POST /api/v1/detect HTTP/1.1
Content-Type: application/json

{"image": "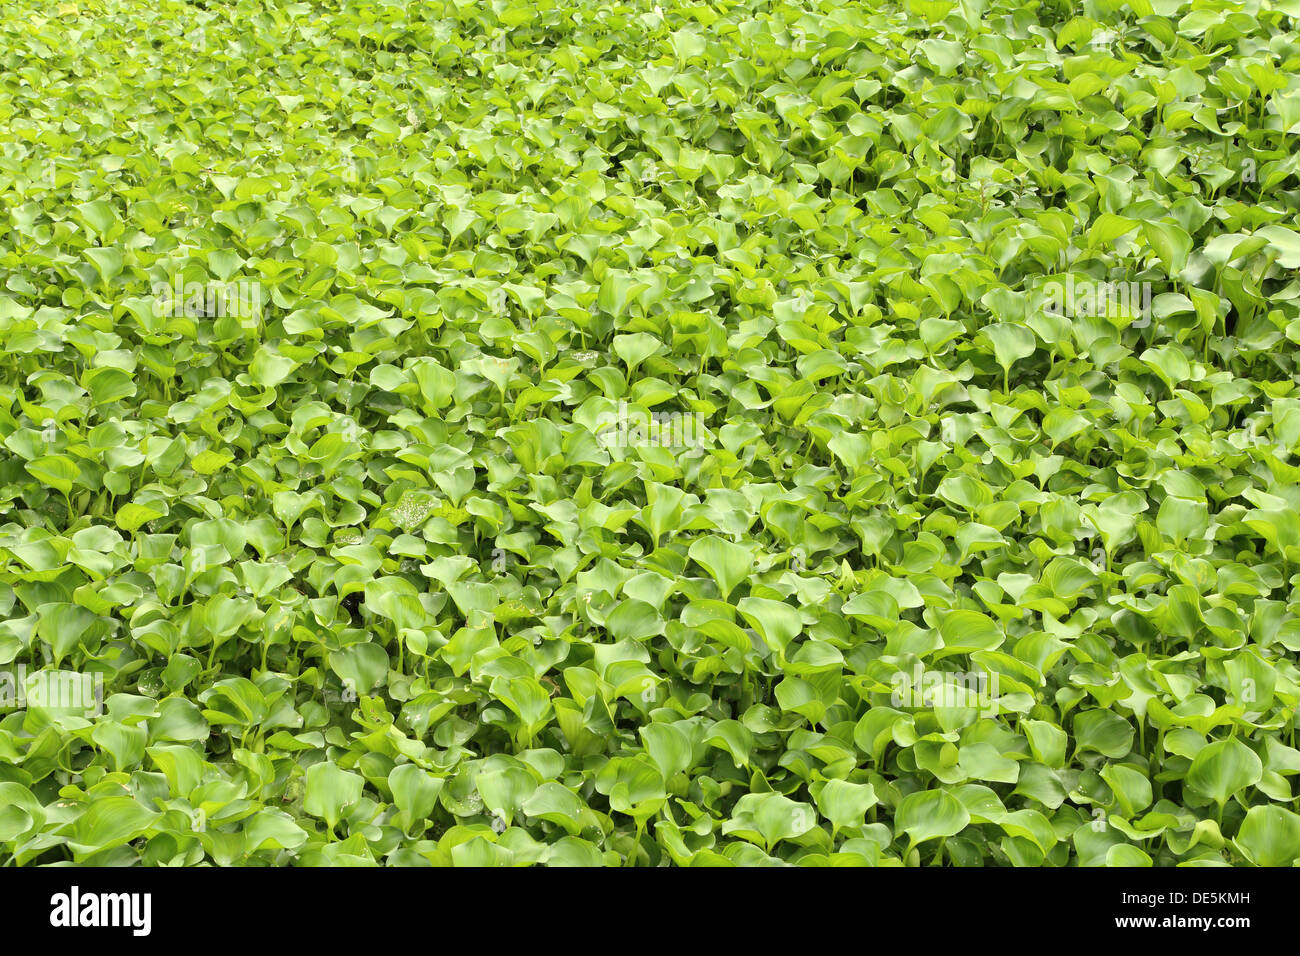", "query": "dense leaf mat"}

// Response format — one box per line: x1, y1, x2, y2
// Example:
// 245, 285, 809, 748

2, 0, 1300, 866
